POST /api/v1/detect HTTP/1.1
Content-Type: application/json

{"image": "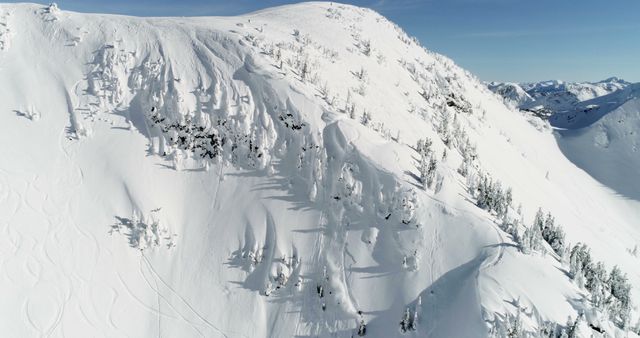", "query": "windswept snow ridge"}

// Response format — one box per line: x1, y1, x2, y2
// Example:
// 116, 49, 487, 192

0, 2, 639, 338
